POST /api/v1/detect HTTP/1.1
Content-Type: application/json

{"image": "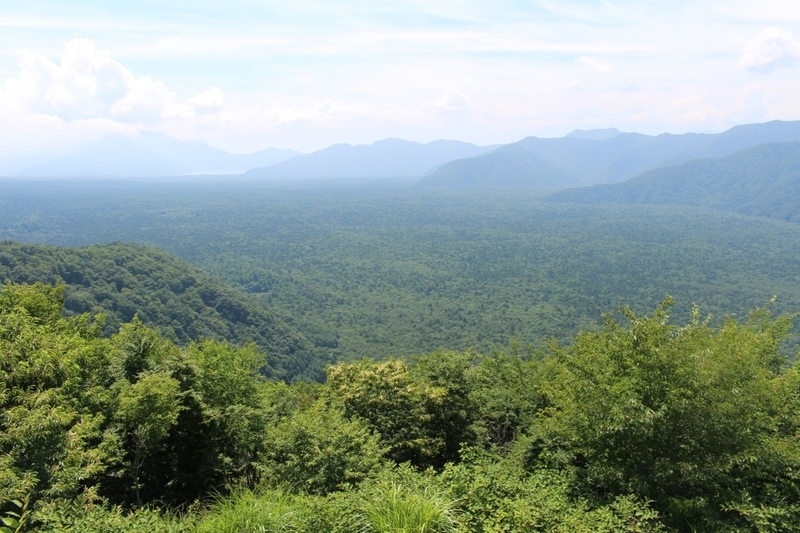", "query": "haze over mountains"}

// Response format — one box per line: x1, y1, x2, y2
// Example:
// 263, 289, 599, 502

4, 120, 800, 186
420, 120, 800, 188
546, 141, 800, 224
9, 132, 301, 178
244, 138, 498, 179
